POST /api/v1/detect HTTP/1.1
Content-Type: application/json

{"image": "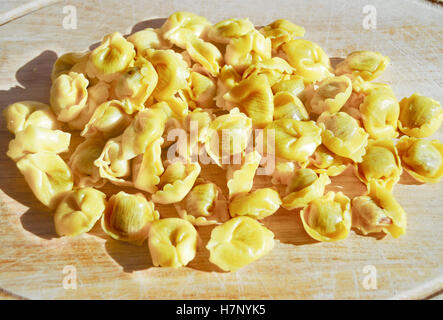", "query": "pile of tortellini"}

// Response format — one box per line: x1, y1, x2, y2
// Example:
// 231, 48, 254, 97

3, 12, 443, 272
